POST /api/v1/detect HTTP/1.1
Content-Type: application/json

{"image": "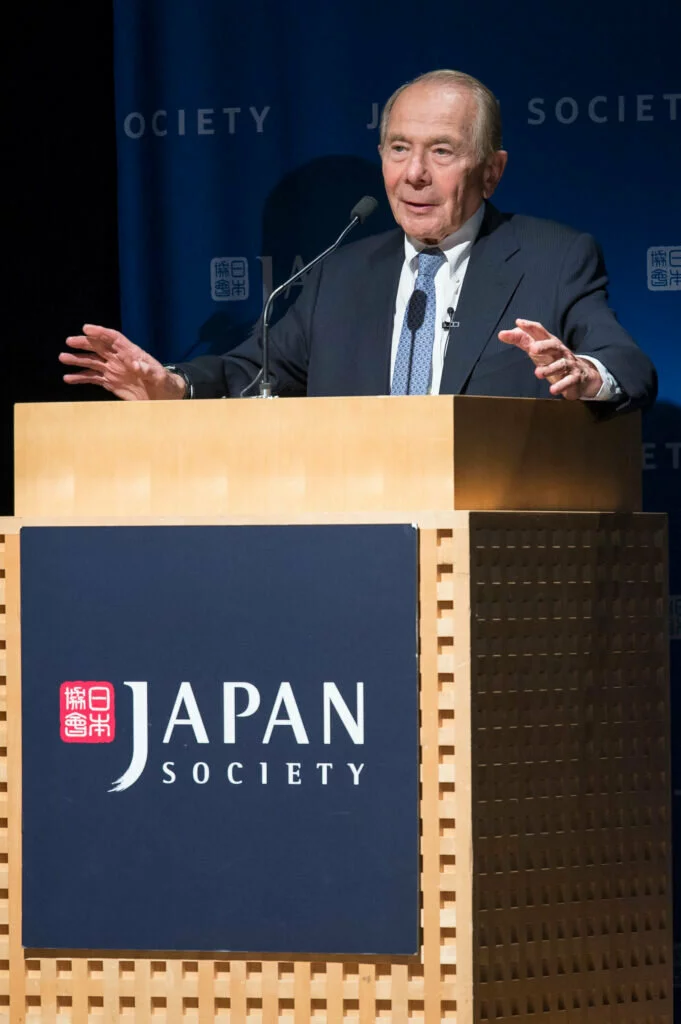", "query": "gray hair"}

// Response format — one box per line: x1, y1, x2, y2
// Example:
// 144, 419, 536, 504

379, 69, 503, 162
